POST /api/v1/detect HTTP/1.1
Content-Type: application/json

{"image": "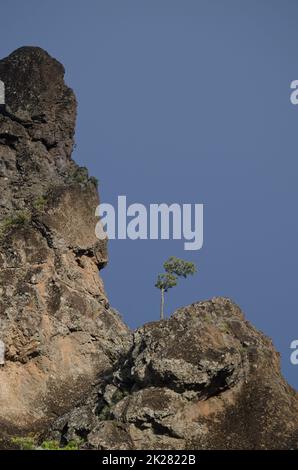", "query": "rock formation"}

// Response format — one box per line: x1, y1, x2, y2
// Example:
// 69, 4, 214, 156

48, 298, 298, 450
0, 47, 130, 438
0, 47, 297, 450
